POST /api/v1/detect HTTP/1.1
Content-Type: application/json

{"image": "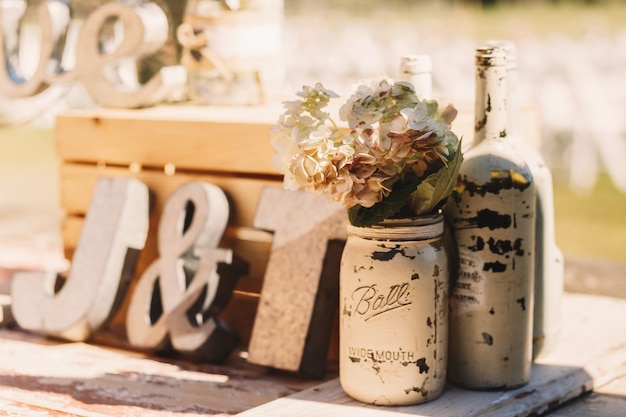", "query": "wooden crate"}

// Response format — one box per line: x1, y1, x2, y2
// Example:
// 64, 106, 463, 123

55, 104, 286, 347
